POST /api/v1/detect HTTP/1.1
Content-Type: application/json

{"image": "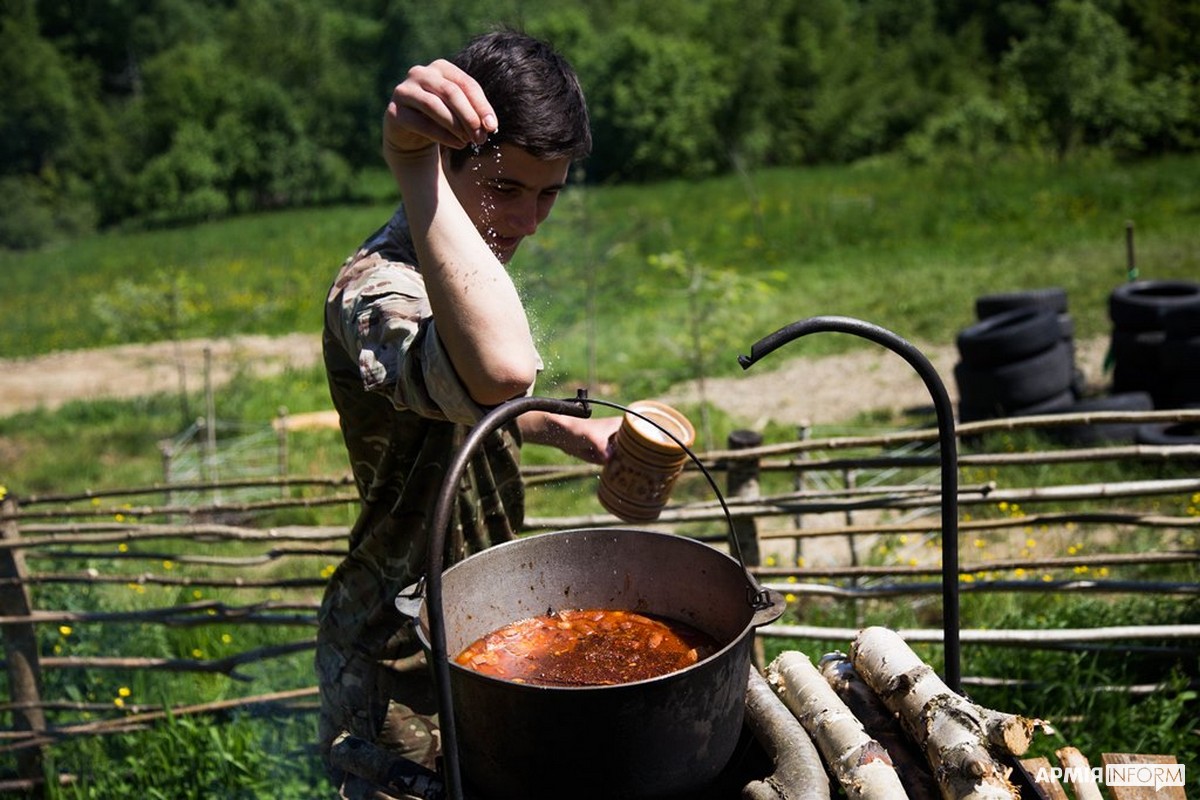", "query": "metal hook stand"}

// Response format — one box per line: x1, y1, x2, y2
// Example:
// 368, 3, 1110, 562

425, 394, 592, 800
738, 315, 962, 694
